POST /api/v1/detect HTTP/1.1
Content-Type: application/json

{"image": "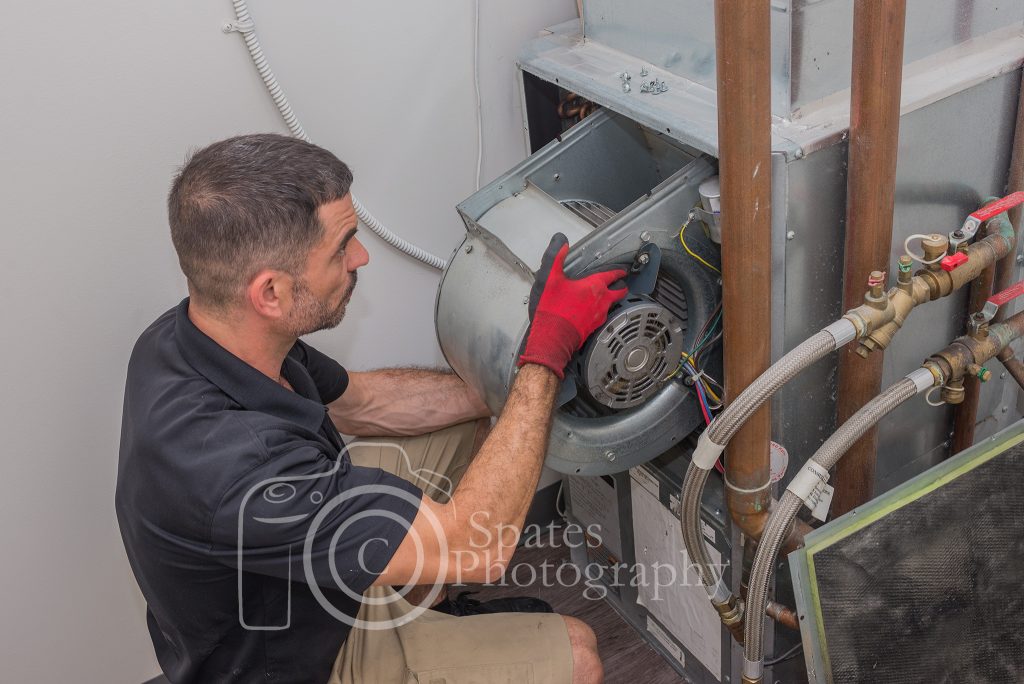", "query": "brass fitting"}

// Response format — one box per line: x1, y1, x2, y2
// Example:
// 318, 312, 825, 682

941, 378, 966, 405
920, 233, 949, 268
925, 317, 1024, 389
715, 596, 746, 645
897, 255, 914, 288
967, 363, 992, 382
969, 312, 990, 340
856, 285, 917, 357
